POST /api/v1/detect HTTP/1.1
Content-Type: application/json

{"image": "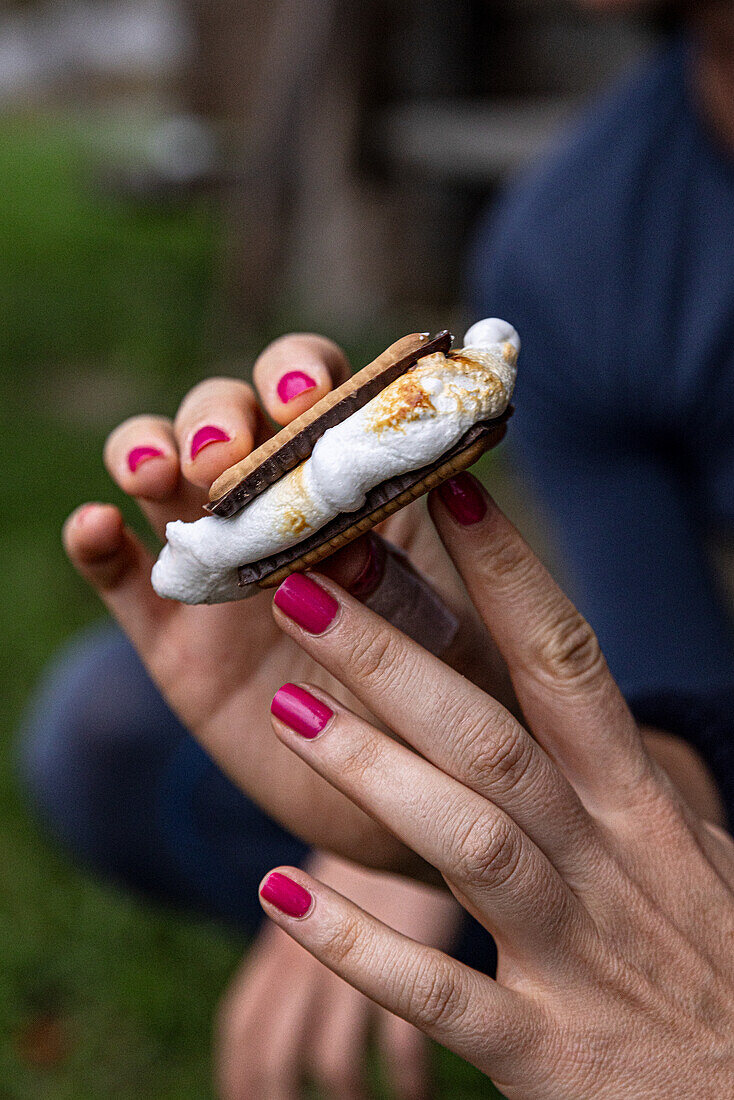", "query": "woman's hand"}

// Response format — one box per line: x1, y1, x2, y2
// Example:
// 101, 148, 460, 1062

216, 852, 459, 1100
63, 336, 508, 871
257, 475, 734, 1099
